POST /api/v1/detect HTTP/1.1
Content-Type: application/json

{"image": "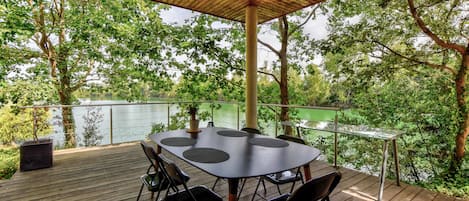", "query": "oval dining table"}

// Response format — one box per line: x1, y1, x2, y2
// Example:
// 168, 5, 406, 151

150, 127, 321, 201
